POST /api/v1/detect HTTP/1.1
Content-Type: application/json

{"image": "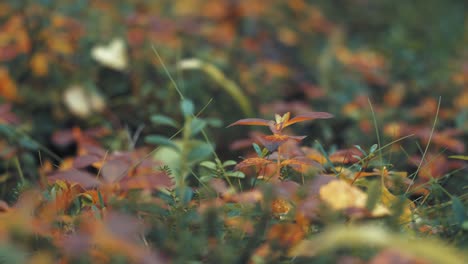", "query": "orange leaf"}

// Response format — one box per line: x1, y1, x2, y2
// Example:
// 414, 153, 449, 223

267, 223, 304, 247
0, 67, 19, 101
227, 118, 271, 127
284, 112, 333, 128
30, 52, 49, 77
225, 216, 254, 234
258, 134, 306, 152
119, 172, 173, 190
272, 198, 292, 215
229, 189, 263, 203
235, 157, 272, 170
281, 157, 323, 173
